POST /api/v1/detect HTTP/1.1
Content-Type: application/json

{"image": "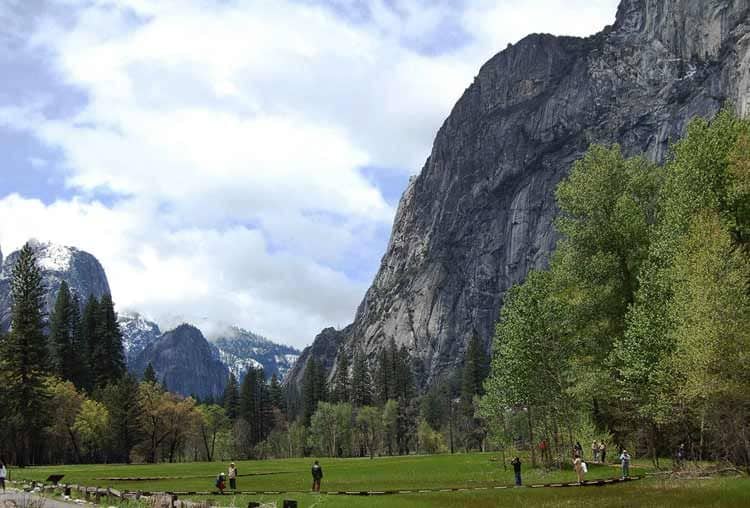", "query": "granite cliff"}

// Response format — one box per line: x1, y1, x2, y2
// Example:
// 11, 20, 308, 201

131, 324, 229, 399
0, 240, 111, 332
286, 0, 750, 389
